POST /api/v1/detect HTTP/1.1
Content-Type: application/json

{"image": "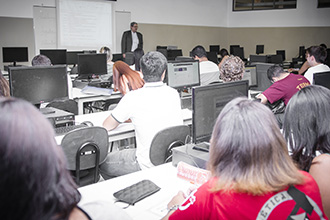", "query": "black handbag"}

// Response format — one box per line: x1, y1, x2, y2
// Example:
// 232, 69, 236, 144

266, 99, 286, 114
113, 180, 161, 206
